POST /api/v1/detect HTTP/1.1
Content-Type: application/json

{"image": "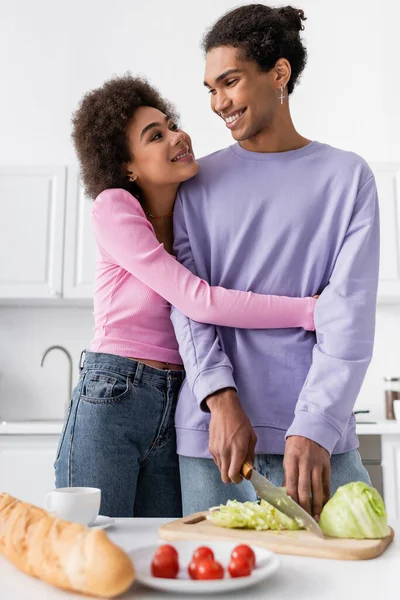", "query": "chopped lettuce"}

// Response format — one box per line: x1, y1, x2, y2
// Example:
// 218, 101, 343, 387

319, 481, 390, 539
207, 499, 302, 531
